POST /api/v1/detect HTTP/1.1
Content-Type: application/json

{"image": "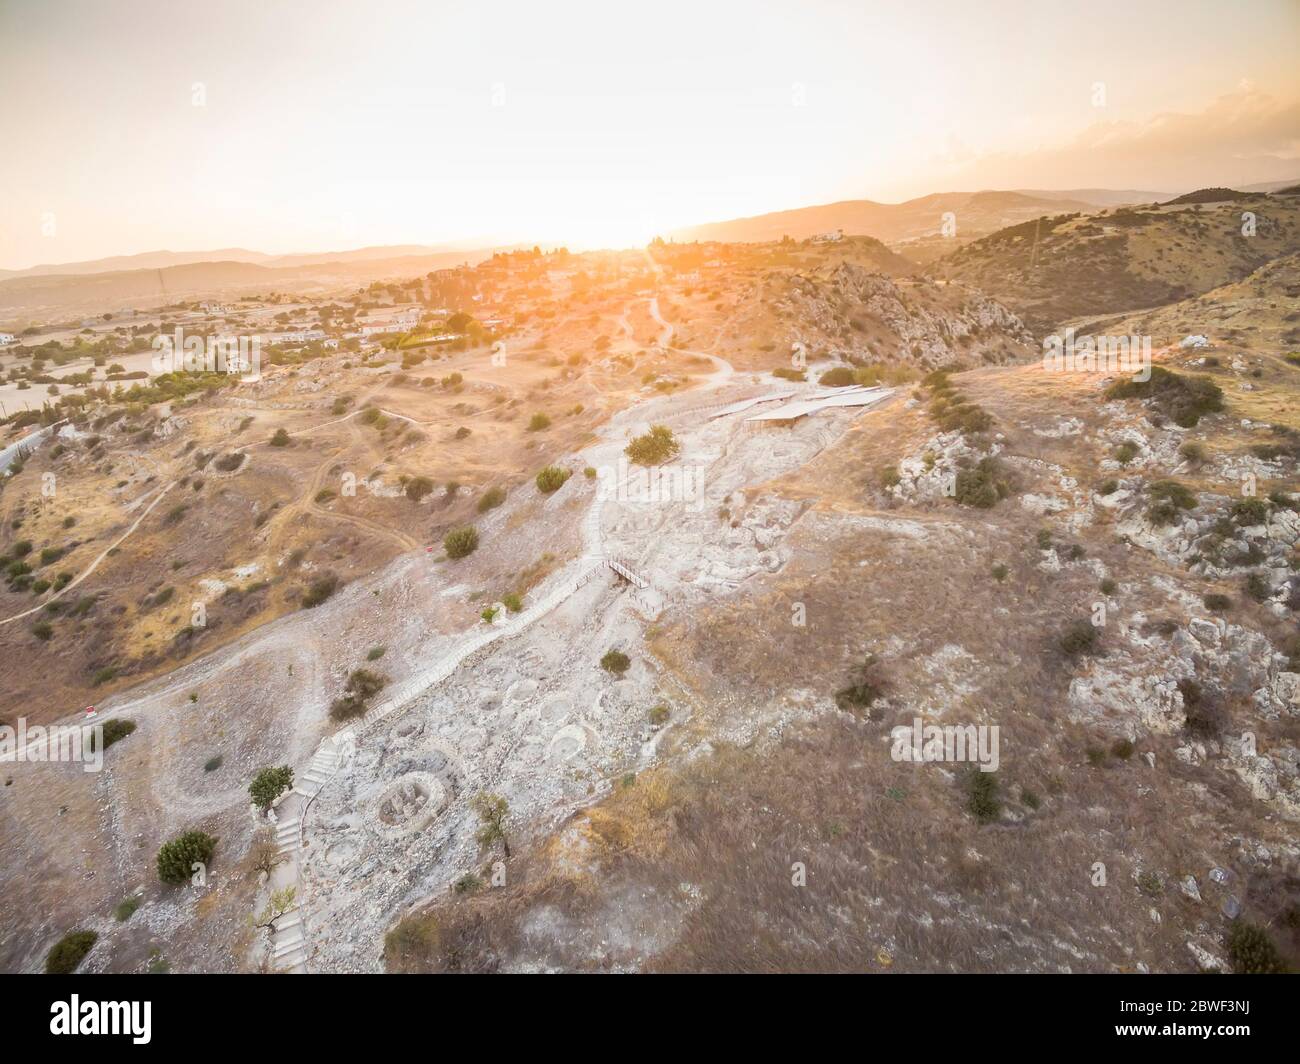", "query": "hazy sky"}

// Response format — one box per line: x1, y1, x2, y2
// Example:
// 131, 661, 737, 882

2, 0, 1297, 268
